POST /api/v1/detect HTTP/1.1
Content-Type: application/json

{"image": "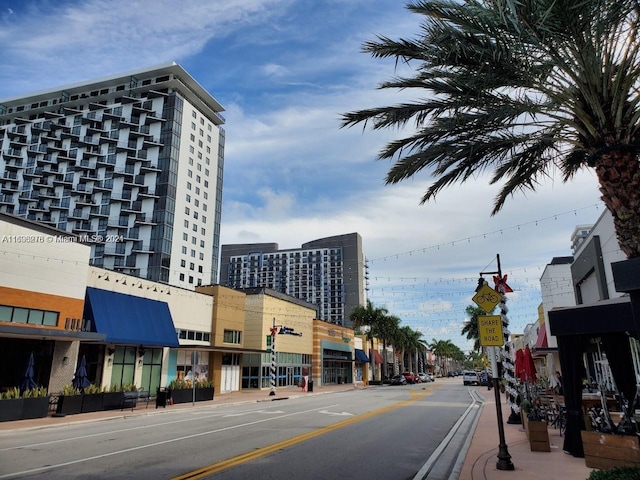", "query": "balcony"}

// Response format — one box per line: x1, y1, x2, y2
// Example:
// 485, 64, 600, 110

49, 198, 71, 210
68, 208, 89, 220
132, 241, 153, 253
142, 137, 163, 147
115, 141, 137, 153
0, 194, 14, 205
135, 213, 156, 226
31, 121, 51, 133
90, 204, 110, 217
3, 159, 23, 170
3, 148, 23, 159
103, 243, 127, 256
72, 221, 94, 233
52, 172, 75, 186
93, 178, 114, 191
